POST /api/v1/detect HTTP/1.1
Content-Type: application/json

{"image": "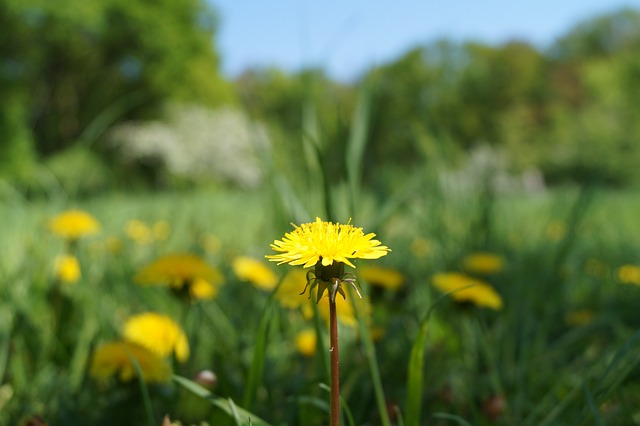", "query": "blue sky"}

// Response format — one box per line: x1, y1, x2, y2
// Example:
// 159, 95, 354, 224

210, 0, 640, 82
